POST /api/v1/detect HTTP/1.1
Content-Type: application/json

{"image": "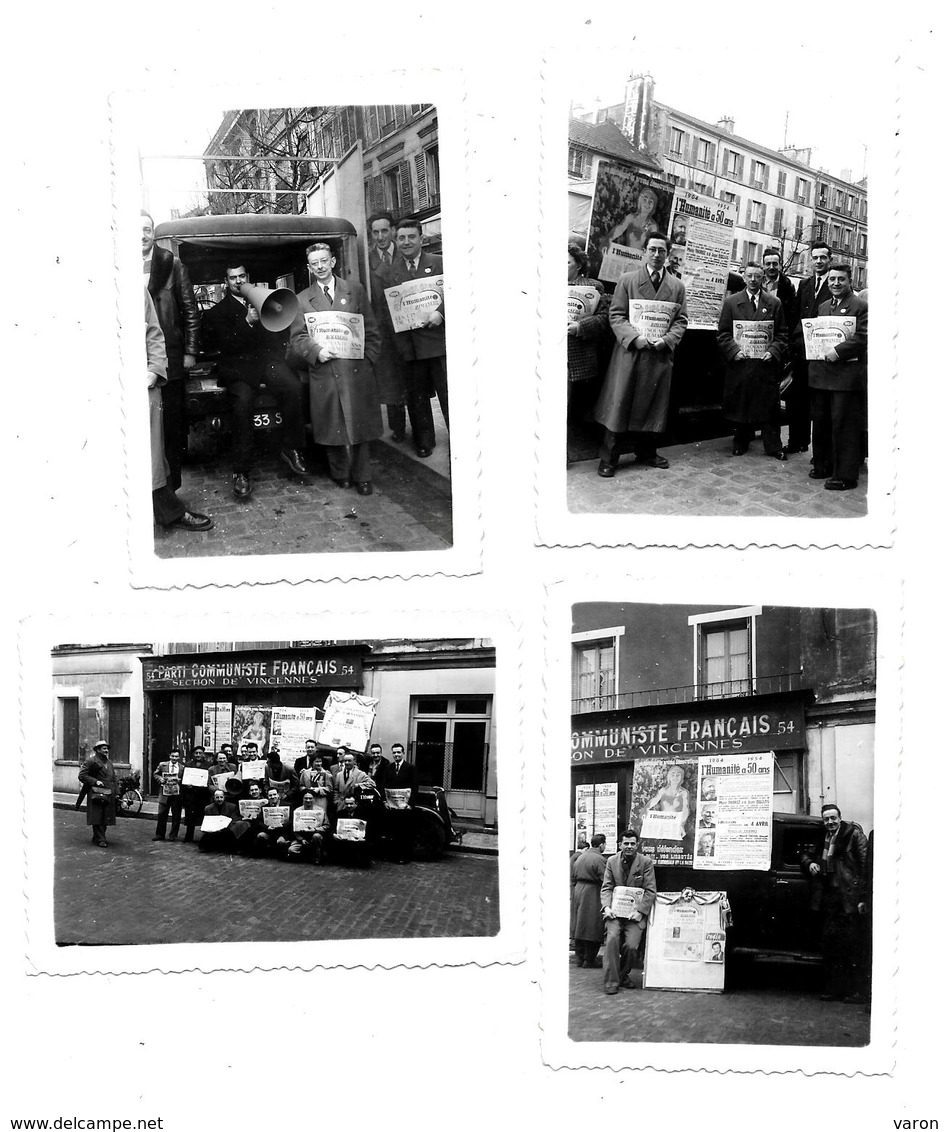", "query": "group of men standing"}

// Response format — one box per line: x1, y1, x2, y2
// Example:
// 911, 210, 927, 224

143, 210, 448, 525
593, 234, 868, 493
145, 738, 418, 865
